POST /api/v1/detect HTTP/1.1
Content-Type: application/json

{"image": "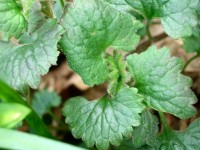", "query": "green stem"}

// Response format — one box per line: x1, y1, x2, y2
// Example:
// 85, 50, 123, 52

183, 54, 200, 72
146, 20, 152, 42
158, 112, 171, 132
48, 111, 66, 127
